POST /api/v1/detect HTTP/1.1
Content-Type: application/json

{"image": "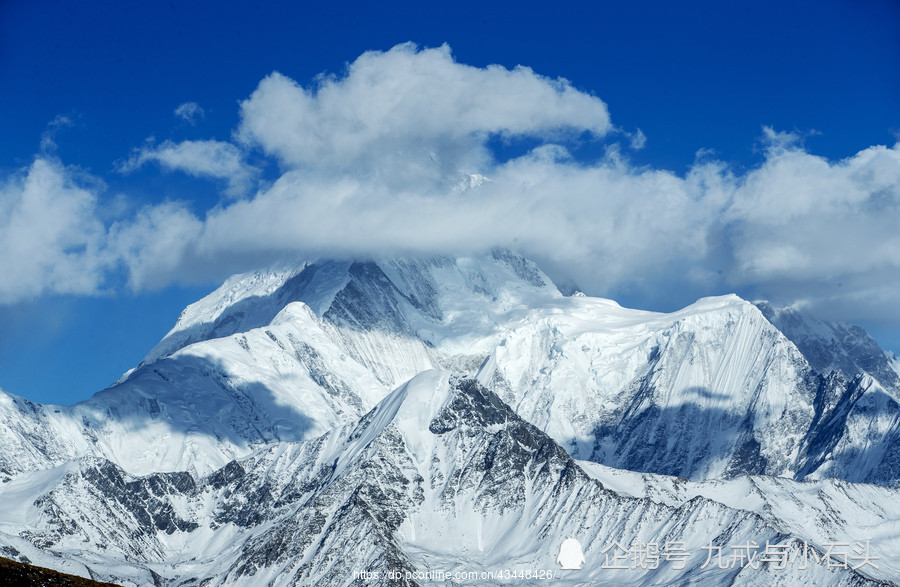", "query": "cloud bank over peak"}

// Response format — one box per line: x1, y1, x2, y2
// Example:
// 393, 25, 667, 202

724, 136, 900, 318
1, 43, 899, 329
236, 43, 611, 180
